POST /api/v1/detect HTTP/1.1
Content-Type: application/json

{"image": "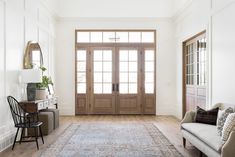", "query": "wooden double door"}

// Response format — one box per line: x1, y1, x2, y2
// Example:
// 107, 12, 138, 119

183, 31, 207, 115
76, 46, 155, 115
